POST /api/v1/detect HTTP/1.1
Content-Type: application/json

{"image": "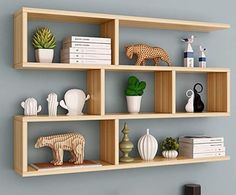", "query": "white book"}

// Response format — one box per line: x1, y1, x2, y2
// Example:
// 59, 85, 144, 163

61, 52, 111, 60
179, 145, 225, 153
179, 136, 224, 144
61, 48, 111, 55
180, 151, 225, 158
64, 36, 111, 44
63, 42, 111, 49
179, 142, 224, 148
61, 58, 111, 65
